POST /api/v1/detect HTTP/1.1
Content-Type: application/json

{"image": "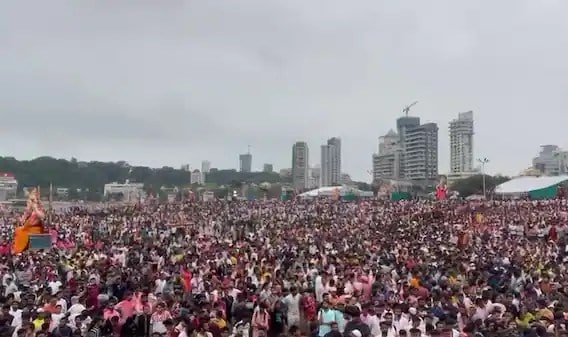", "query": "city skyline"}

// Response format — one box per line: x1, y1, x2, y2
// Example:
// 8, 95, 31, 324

1, 1, 567, 181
